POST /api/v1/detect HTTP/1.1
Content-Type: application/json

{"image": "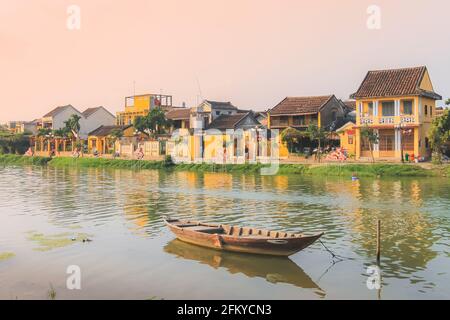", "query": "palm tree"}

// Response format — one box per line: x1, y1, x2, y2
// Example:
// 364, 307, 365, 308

64, 114, 81, 140
306, 124, 329, 162
361, 125, 379, 163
